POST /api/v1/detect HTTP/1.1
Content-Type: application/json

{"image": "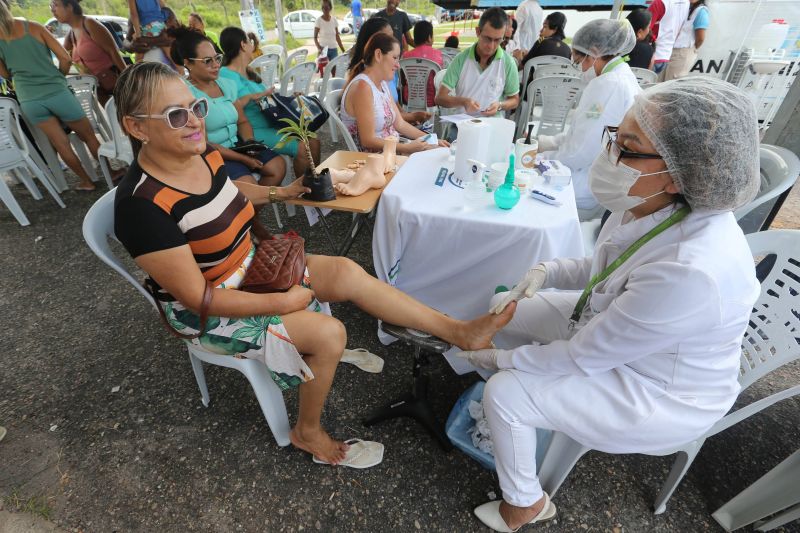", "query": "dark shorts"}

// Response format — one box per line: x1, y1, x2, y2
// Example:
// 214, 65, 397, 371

224, 148, 281, 180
